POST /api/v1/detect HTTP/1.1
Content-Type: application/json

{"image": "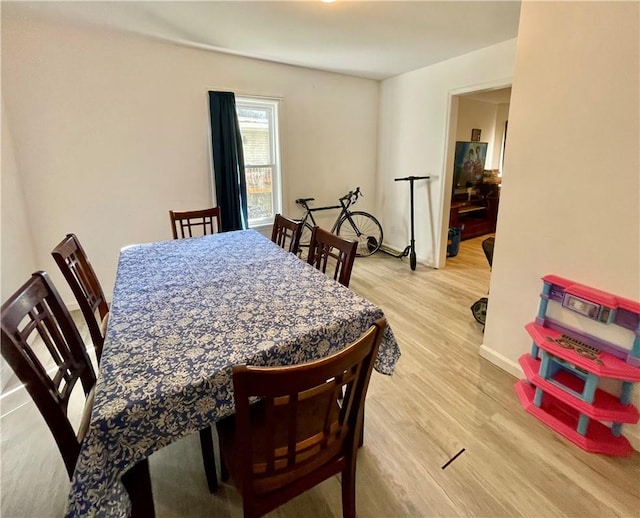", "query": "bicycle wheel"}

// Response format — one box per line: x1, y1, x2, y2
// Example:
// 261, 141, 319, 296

336, 211, 383, 257
297, 221, 314, 256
